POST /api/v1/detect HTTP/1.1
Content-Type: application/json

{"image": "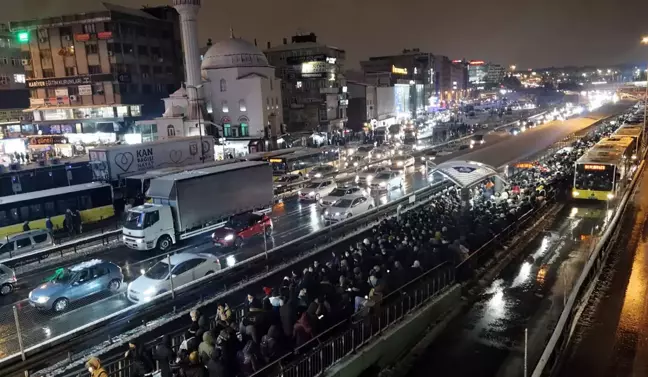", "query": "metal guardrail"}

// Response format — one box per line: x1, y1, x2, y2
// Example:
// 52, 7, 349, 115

0, 228, 123, 270
532, 159, 646, 377
2, 177, 452, 376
